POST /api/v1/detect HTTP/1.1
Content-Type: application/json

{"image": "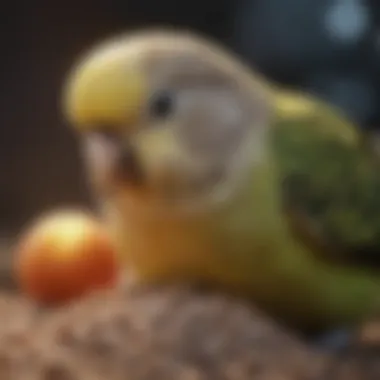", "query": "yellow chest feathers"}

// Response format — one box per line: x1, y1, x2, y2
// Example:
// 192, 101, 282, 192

105, 192, 284, 292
